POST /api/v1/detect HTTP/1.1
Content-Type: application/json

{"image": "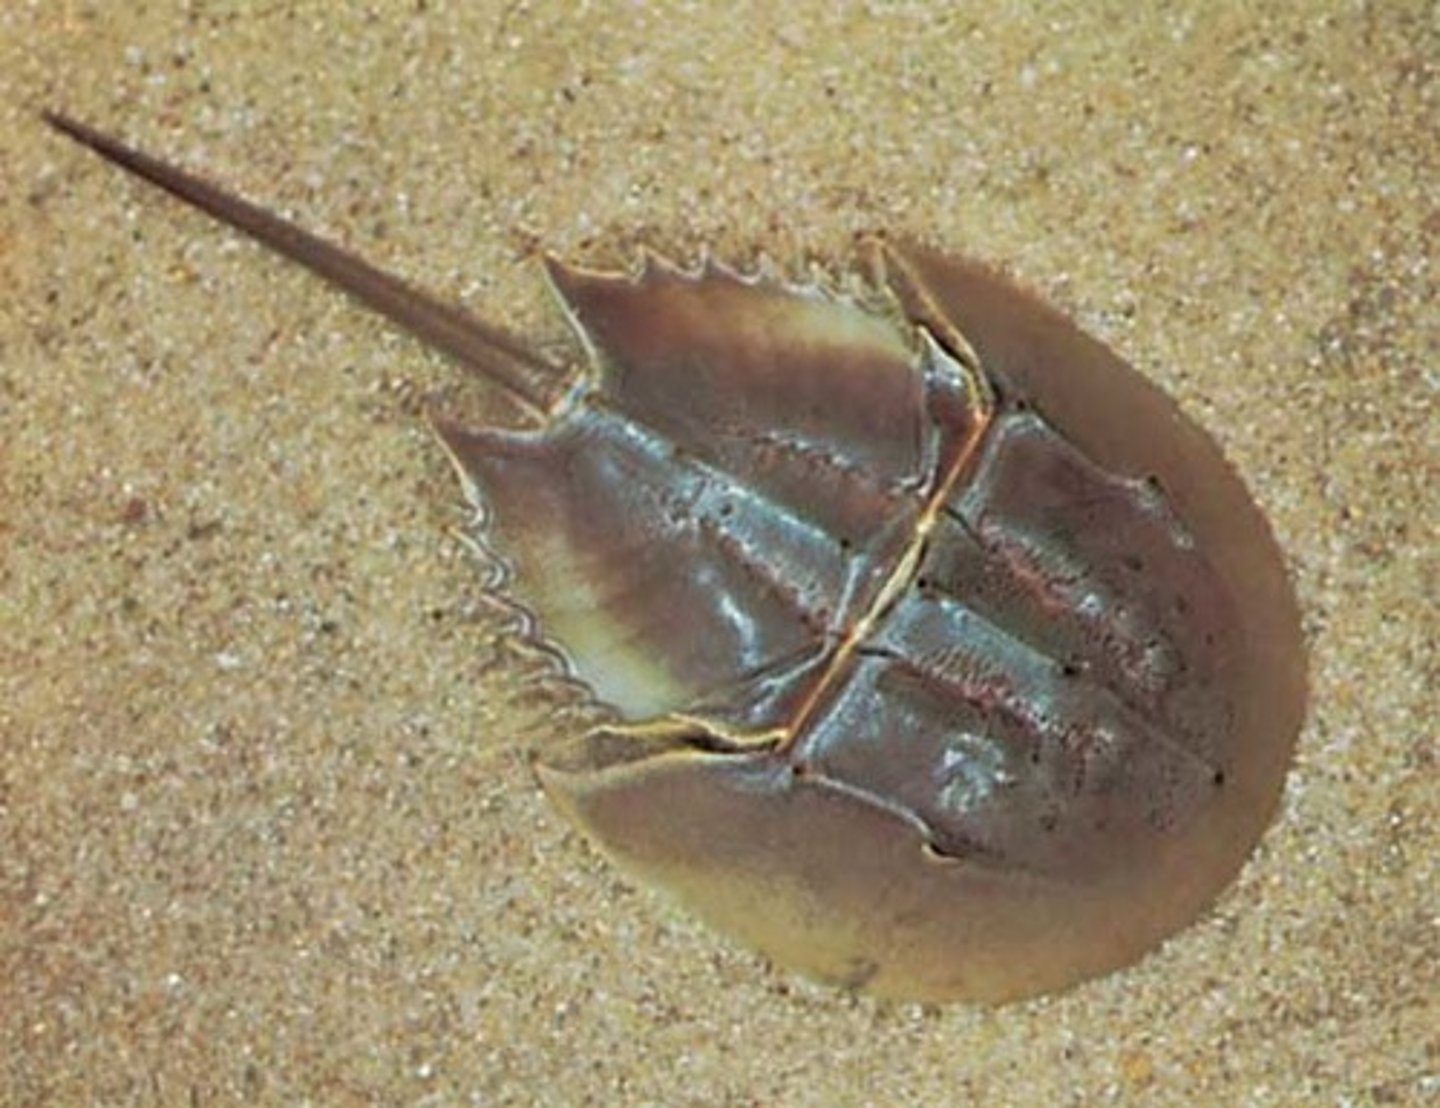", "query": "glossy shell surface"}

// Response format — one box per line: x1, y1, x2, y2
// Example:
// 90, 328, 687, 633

47, 114, 1307, 1004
